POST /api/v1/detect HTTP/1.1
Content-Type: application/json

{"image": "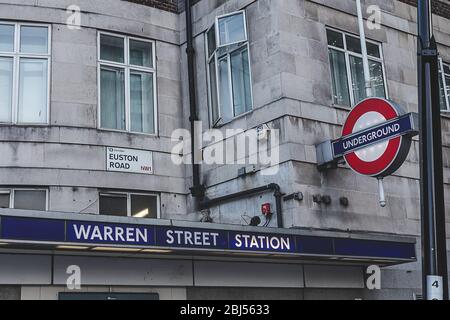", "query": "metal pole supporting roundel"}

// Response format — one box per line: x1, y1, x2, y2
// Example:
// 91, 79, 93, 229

417, 0, 449, 300
356, 0, 372, 98
356, 0, 387, 207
